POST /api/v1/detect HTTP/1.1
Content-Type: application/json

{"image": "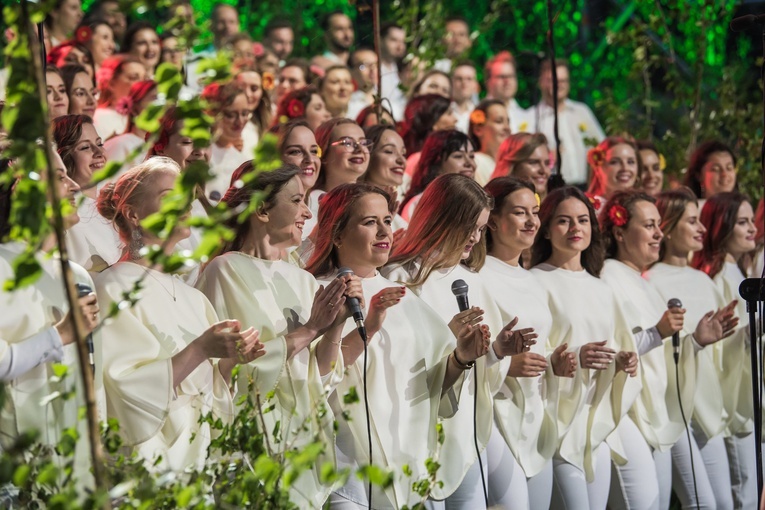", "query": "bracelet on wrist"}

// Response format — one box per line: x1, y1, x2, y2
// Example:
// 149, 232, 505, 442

452, 349, 475, 370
